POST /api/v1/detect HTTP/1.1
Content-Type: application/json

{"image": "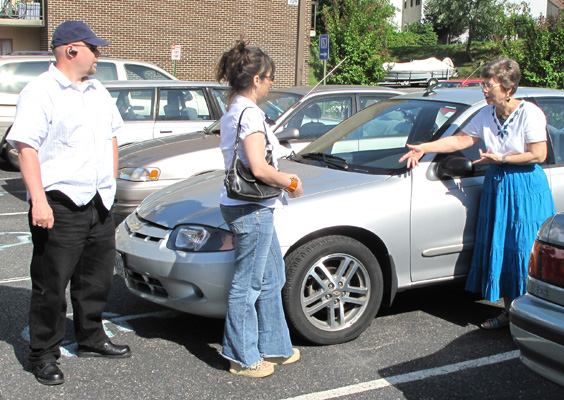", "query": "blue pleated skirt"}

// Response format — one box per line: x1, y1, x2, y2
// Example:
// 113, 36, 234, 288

465, 164, 555, 302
